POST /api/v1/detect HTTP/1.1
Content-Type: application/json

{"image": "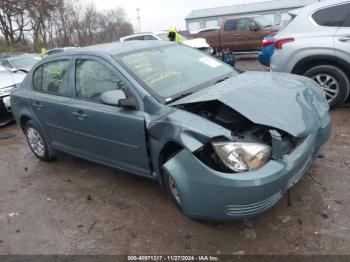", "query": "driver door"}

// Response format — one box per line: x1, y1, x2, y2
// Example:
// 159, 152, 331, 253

69, 57, 151, 176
